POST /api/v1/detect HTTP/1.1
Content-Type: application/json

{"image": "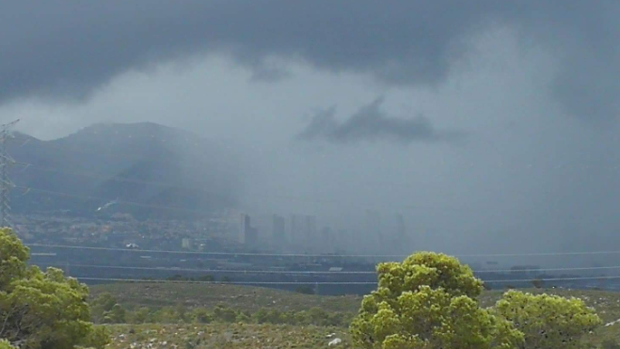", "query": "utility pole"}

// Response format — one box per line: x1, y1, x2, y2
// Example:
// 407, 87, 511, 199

0, 119, 19, 228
